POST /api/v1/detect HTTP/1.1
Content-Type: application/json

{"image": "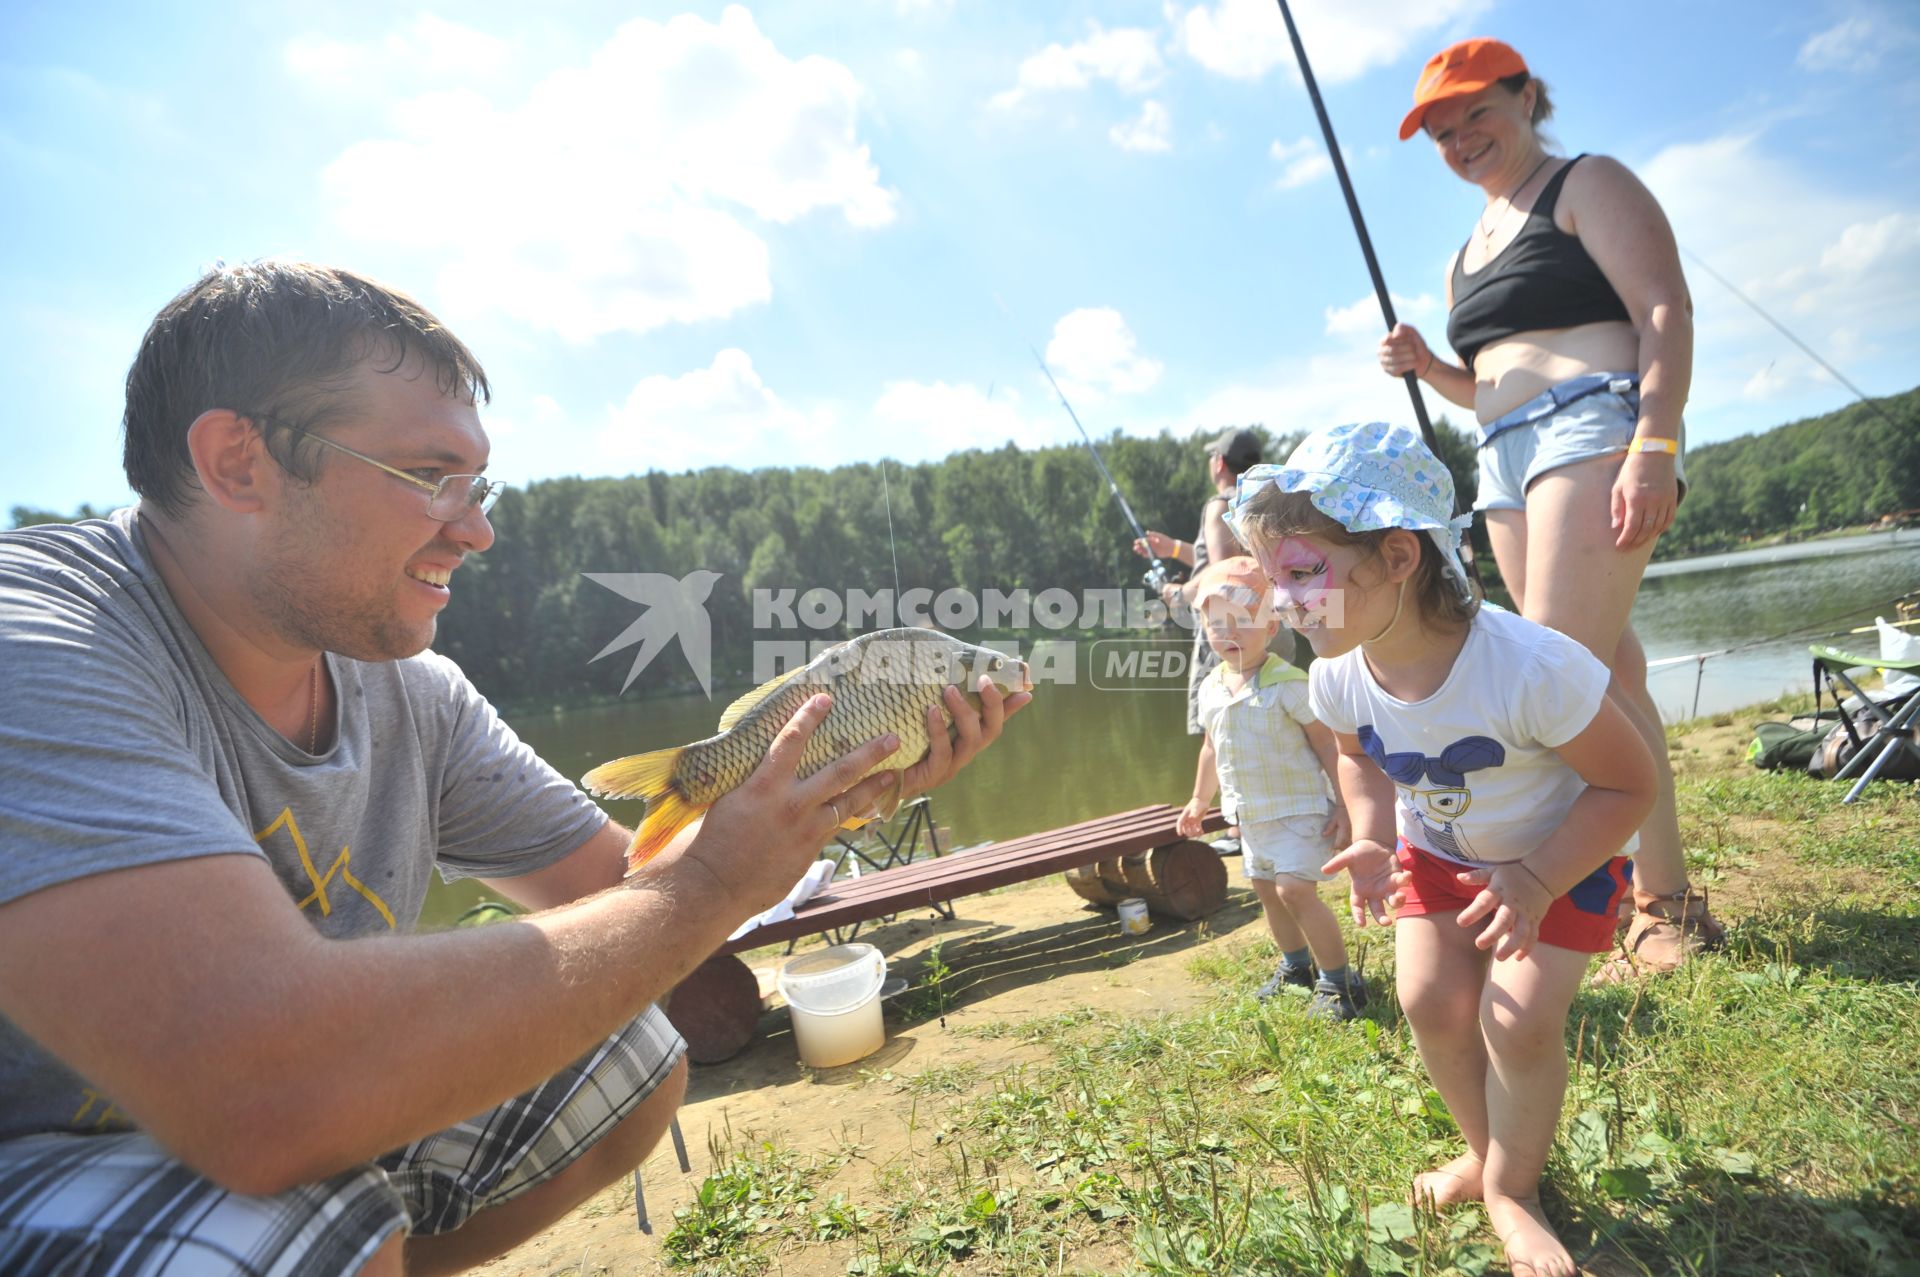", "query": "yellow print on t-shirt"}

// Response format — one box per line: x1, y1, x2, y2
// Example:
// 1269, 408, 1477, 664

255, 807, 397, 929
